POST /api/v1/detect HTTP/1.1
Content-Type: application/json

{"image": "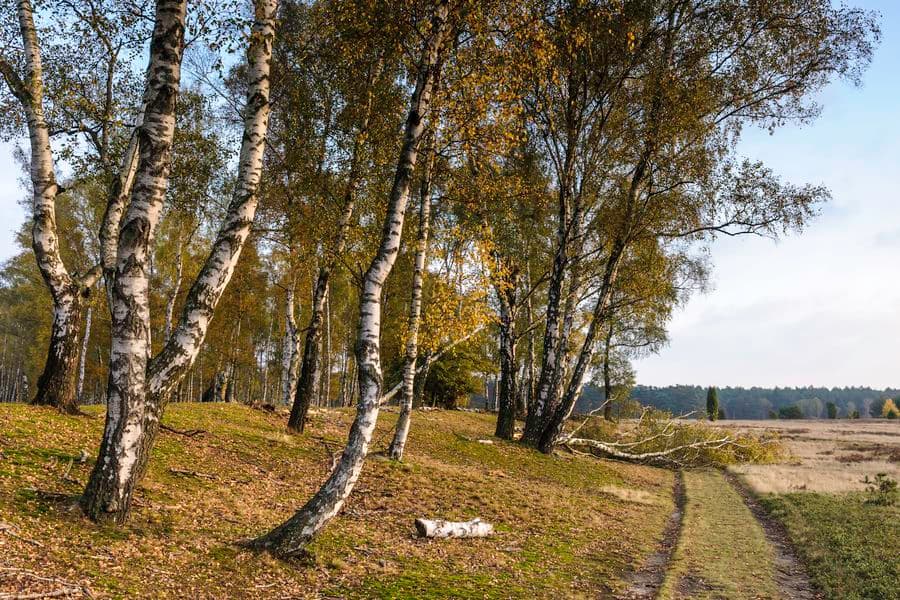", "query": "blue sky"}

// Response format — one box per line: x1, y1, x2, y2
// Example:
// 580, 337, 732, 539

635, 0, 900, 388
1, 1, 898, 388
